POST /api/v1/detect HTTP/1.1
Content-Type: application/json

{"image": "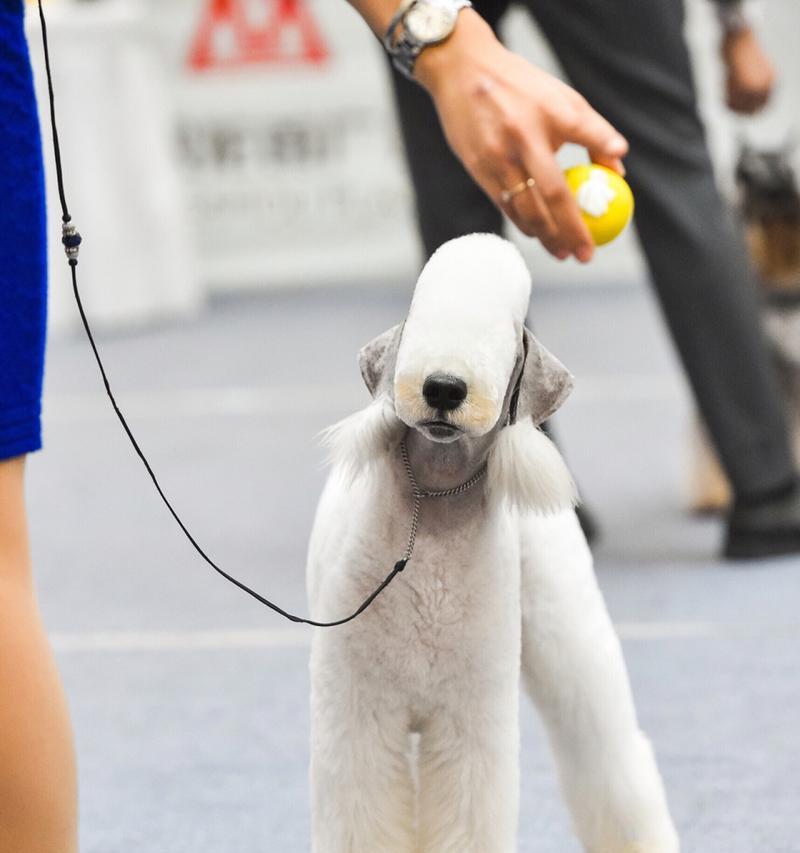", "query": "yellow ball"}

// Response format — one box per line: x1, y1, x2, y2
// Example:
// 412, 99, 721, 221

564, 164, 634, 246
